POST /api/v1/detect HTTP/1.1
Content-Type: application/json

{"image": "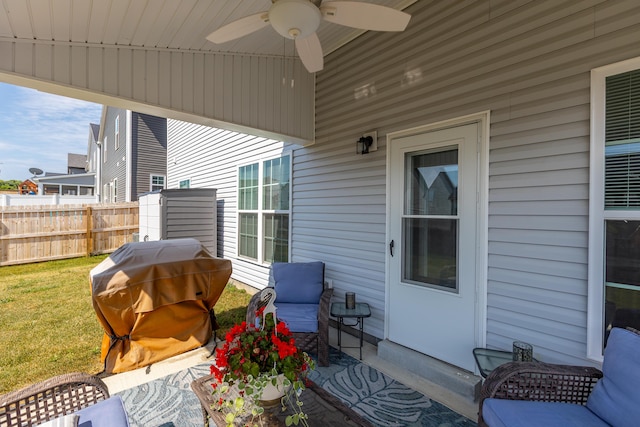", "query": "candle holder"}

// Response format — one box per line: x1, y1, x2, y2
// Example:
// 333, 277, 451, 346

512, 341, 533, 362
345, 292, 356, 309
